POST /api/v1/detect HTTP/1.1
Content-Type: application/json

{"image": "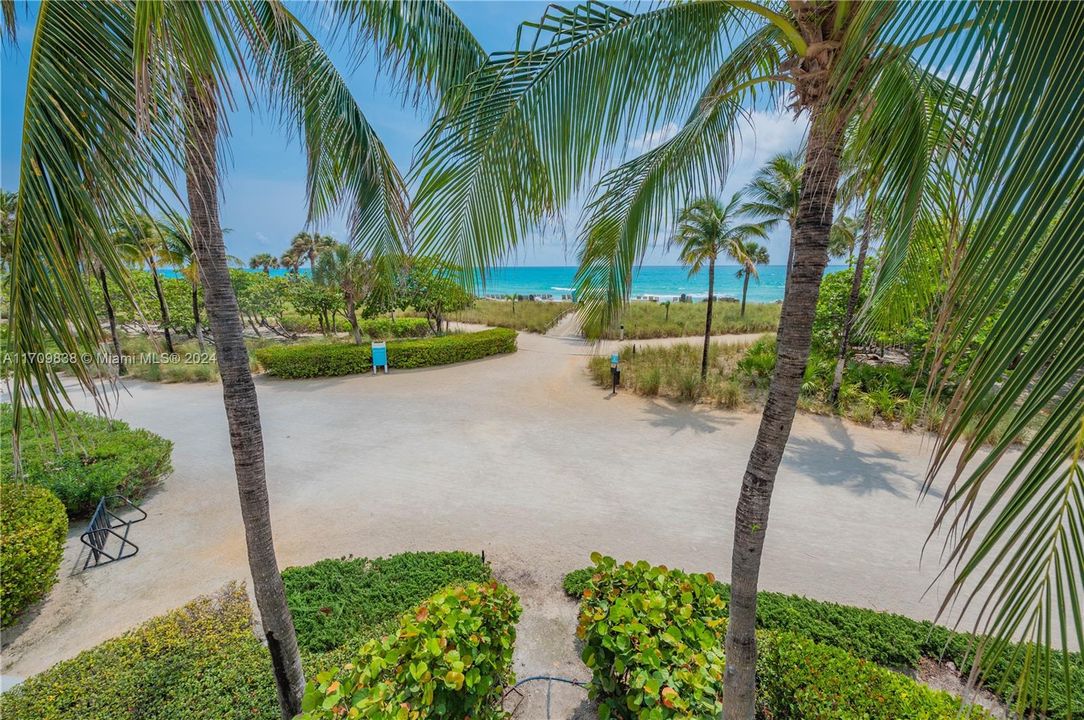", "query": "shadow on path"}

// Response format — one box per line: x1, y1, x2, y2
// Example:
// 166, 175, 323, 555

639, 400, 738, 436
